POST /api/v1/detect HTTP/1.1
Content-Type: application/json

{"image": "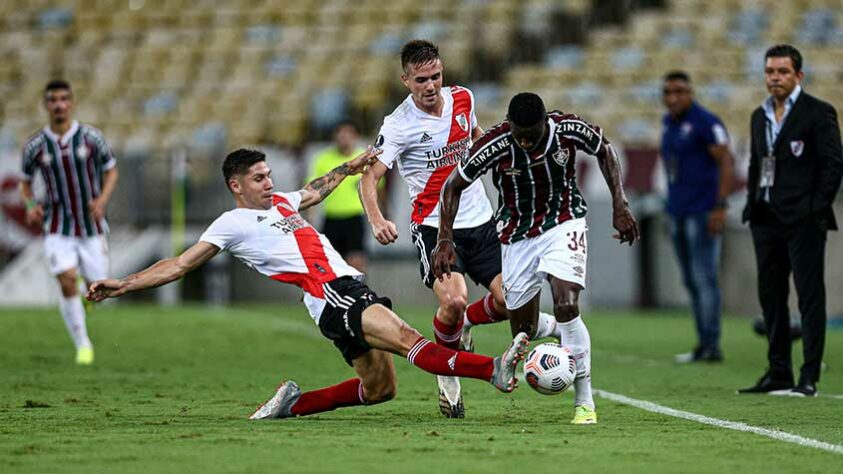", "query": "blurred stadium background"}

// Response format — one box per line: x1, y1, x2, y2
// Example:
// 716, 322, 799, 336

0, 0, 841, 316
